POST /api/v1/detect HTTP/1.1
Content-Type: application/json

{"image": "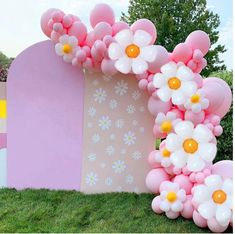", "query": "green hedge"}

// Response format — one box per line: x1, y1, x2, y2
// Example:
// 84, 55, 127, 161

209, 71, 233, 162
